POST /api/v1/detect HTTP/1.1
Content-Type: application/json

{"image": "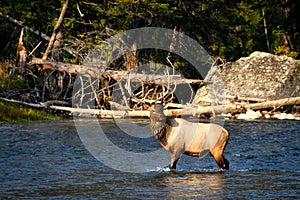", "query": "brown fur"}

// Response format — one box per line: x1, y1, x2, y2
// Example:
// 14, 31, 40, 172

150, 104, 177, 146
149, 104, 230, 170
151, 120, 172, 146
184, 151, 201, 157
